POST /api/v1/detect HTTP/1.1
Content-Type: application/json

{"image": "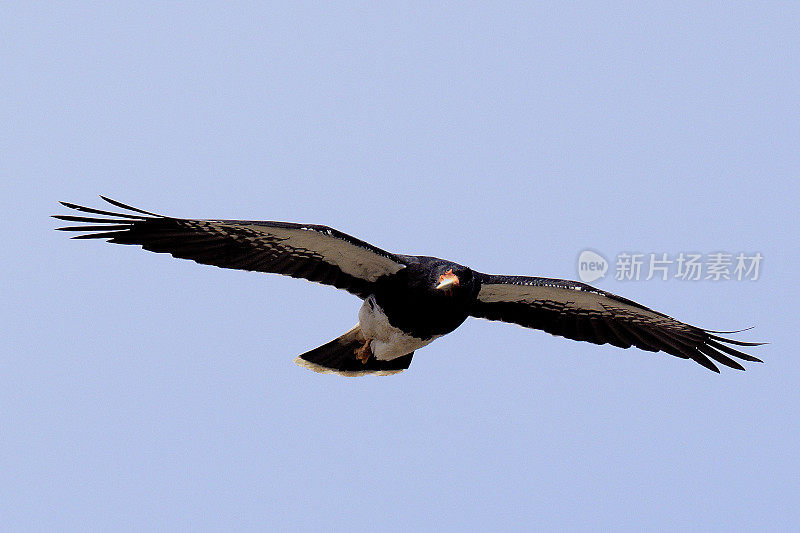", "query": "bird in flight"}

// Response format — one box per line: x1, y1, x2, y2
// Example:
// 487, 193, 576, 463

54, 197, 763, 376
